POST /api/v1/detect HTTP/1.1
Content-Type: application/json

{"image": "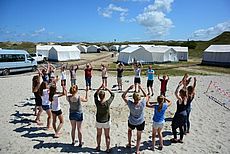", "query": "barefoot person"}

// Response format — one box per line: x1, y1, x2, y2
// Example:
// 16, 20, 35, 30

133, 62, 142, 92
184, 77, 196, 134
66, 85, 88, 146
146, 96, 172, 151
84, 63, 93, 90
39, 81, 52, 129
146, 65, 155, 96
49, 85, 64, 138
158, 74, 169, 96
116, 62, 124, 91
32, 74, 43, 125
171, 82, 187, 143
69, 64, 79, 86
94, 84, 114, 152
101, 64, 108, 88
60, 65, 67, 94
122, 85, 149, 154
